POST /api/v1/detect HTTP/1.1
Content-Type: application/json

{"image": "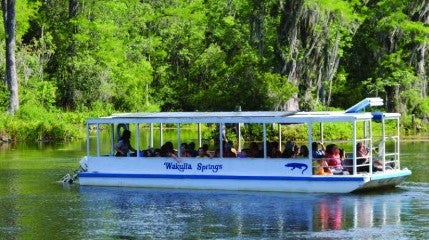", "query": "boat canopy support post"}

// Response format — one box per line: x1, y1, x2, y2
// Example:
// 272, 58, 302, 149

352, 121, 357, 175
198, 123, 202, 147
96, 123, 100, 157
149, 123, 154, 148
396, 117, 400, 169
307, 122, 313, 158
263, 123, 267, 158
136, 123, 140, 156
237, 123, 242, 153
159, 123, 163, 147
86, 123, 90, 156
177, 123, 181, 156
219, 123, 224, 158
110, 124, 114, 156
278, 123, 282, 152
